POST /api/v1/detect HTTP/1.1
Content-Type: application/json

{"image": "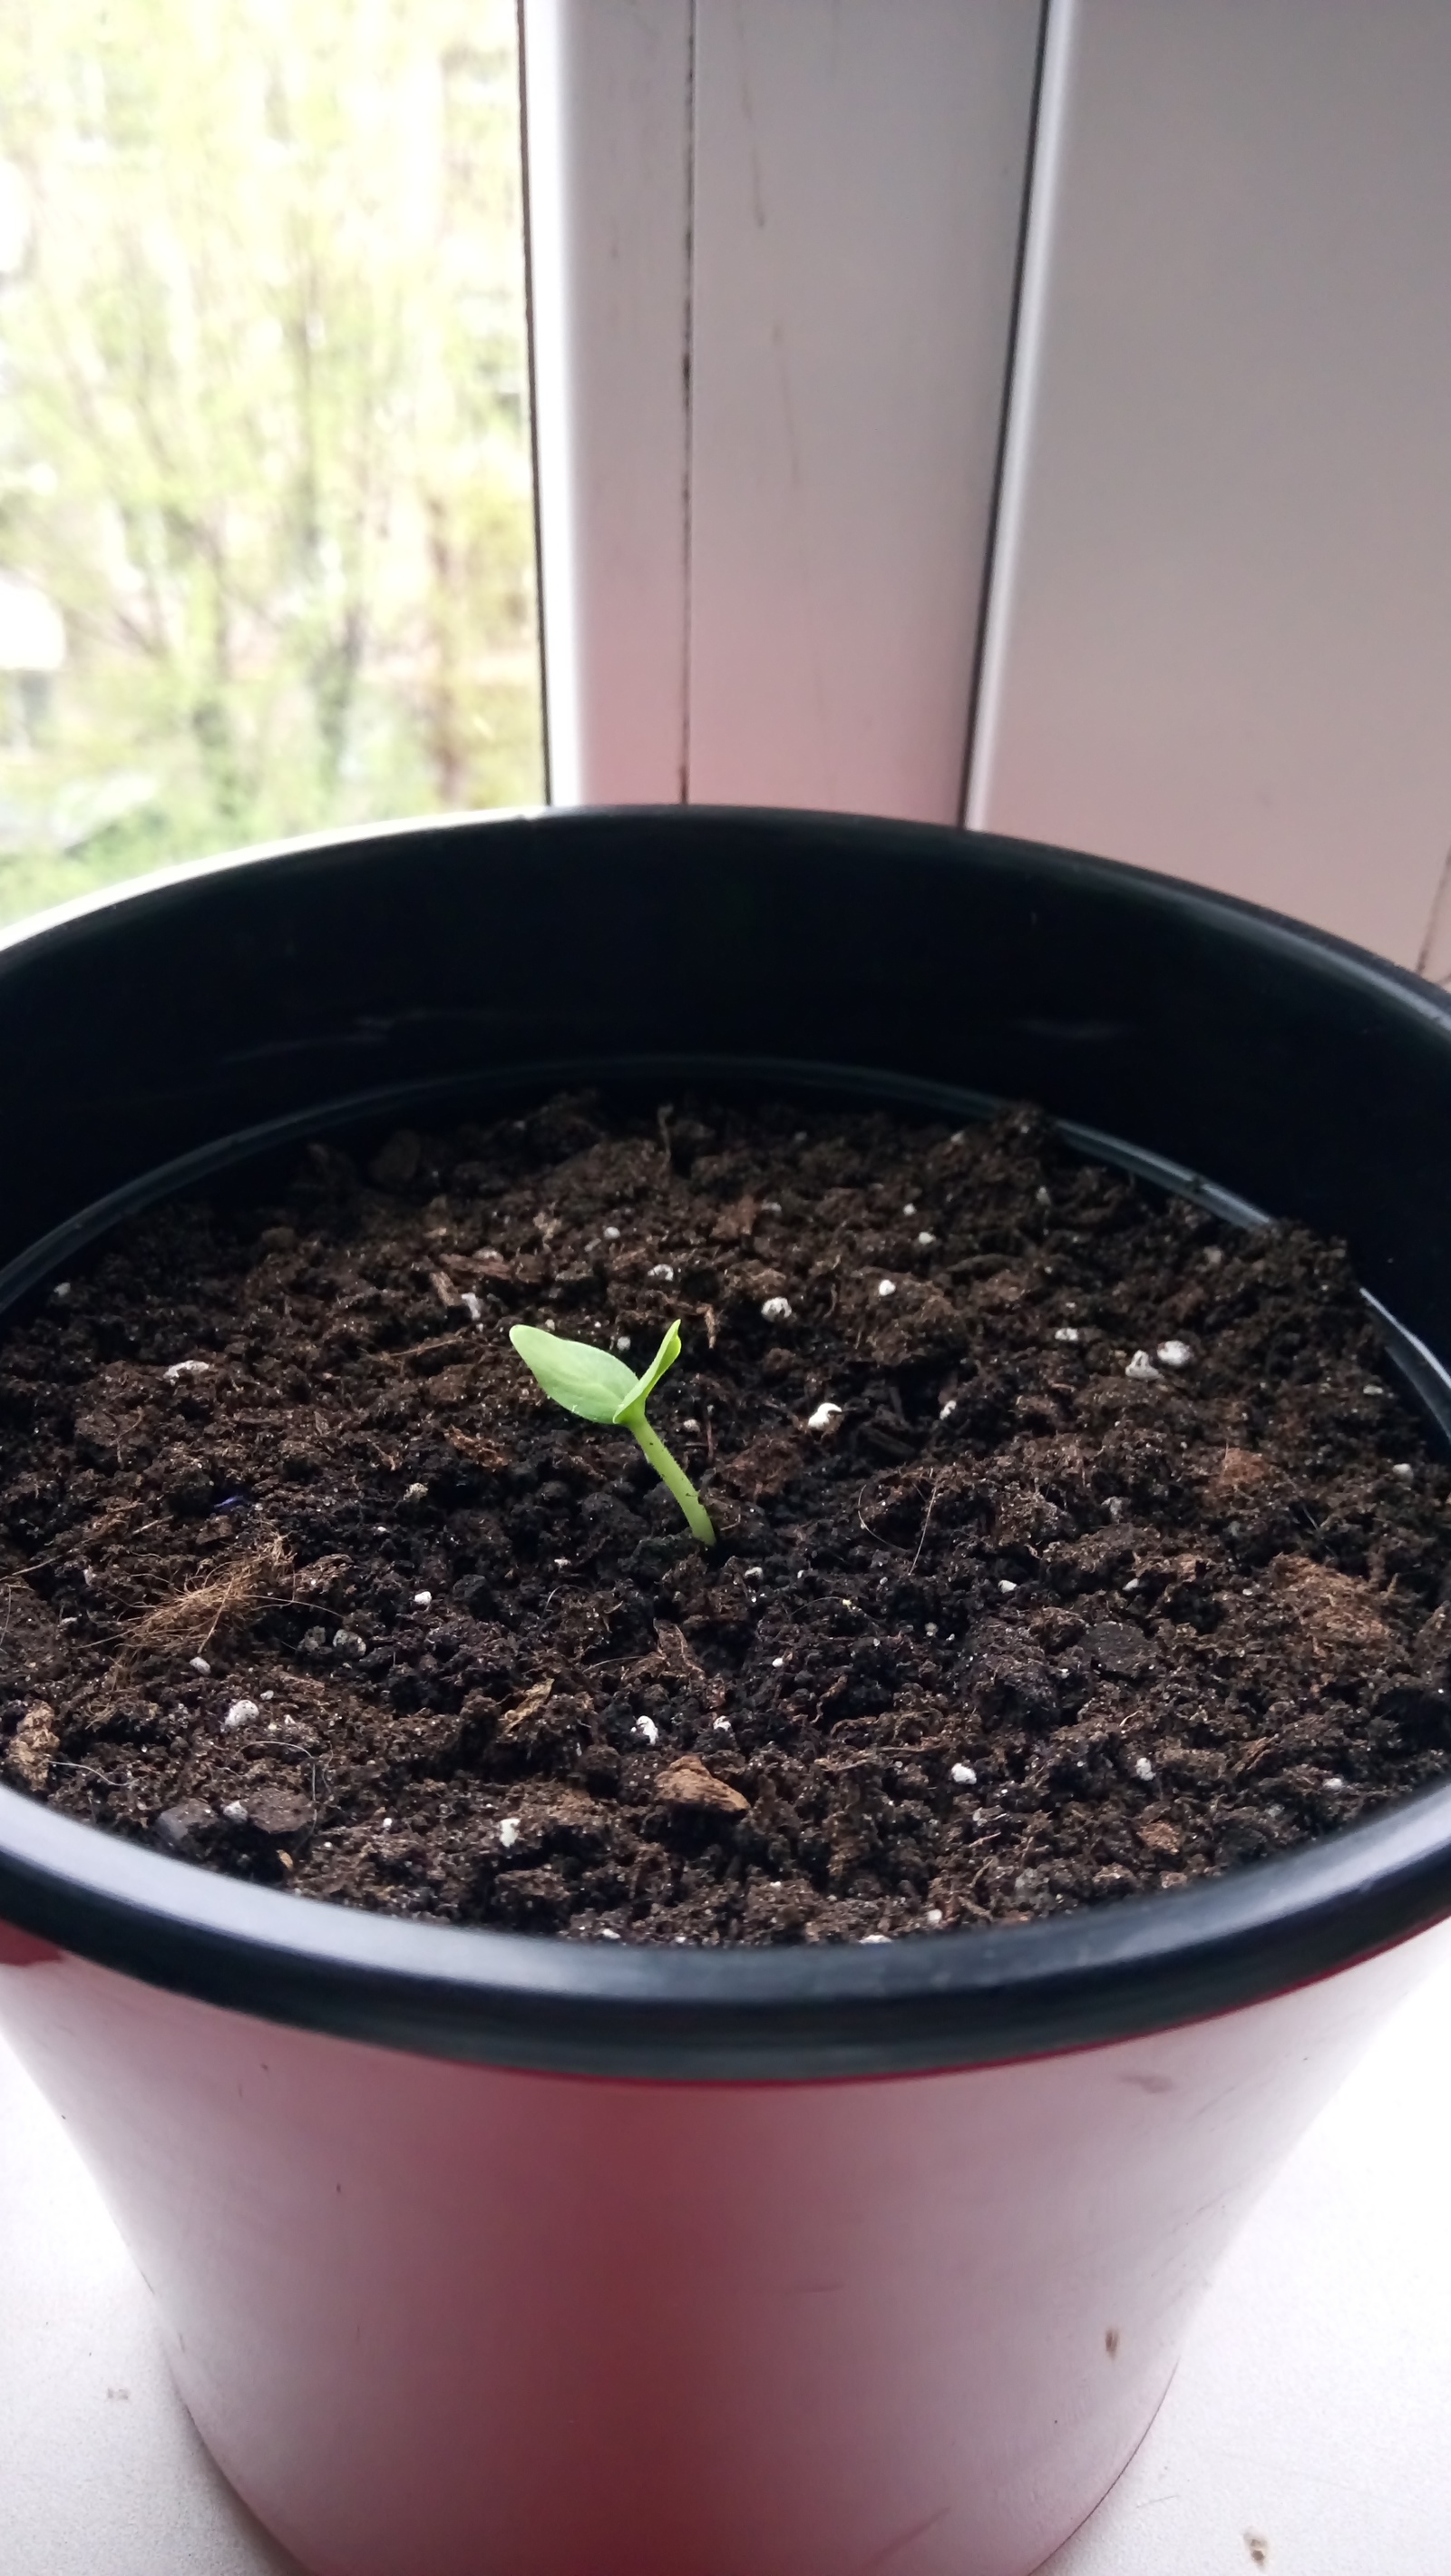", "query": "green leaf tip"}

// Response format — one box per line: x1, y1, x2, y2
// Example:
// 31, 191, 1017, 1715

610, 1318, 682, 1422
